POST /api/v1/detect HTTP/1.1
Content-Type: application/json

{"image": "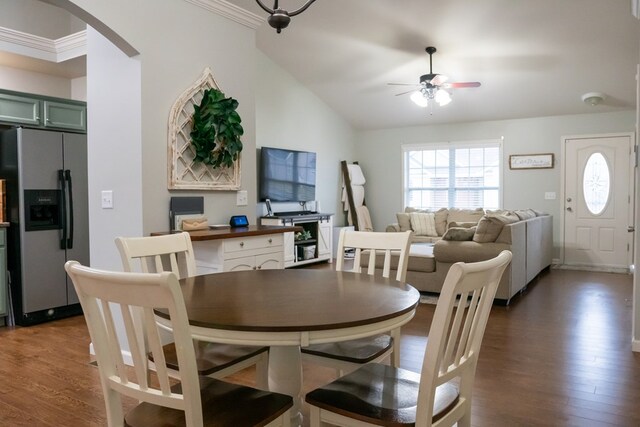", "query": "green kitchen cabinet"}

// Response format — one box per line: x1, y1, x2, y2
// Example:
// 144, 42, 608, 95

0, 92, 41, 126
0, 89, 86, 132
44, 100, 87, 131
